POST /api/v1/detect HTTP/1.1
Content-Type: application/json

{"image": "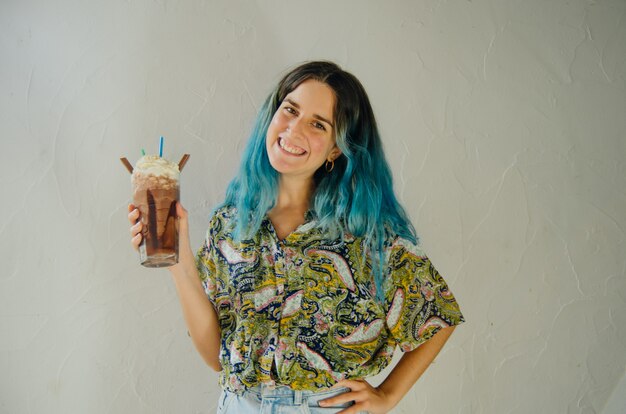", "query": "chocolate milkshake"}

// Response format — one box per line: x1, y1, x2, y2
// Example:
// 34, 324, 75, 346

132, 155, 180, 267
